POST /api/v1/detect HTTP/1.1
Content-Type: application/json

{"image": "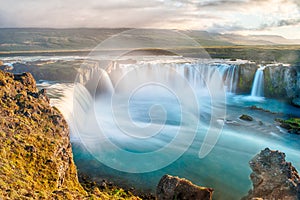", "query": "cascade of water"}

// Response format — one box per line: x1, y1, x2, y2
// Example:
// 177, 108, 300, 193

251, 66, 266, 97
107, 62, 239, 94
